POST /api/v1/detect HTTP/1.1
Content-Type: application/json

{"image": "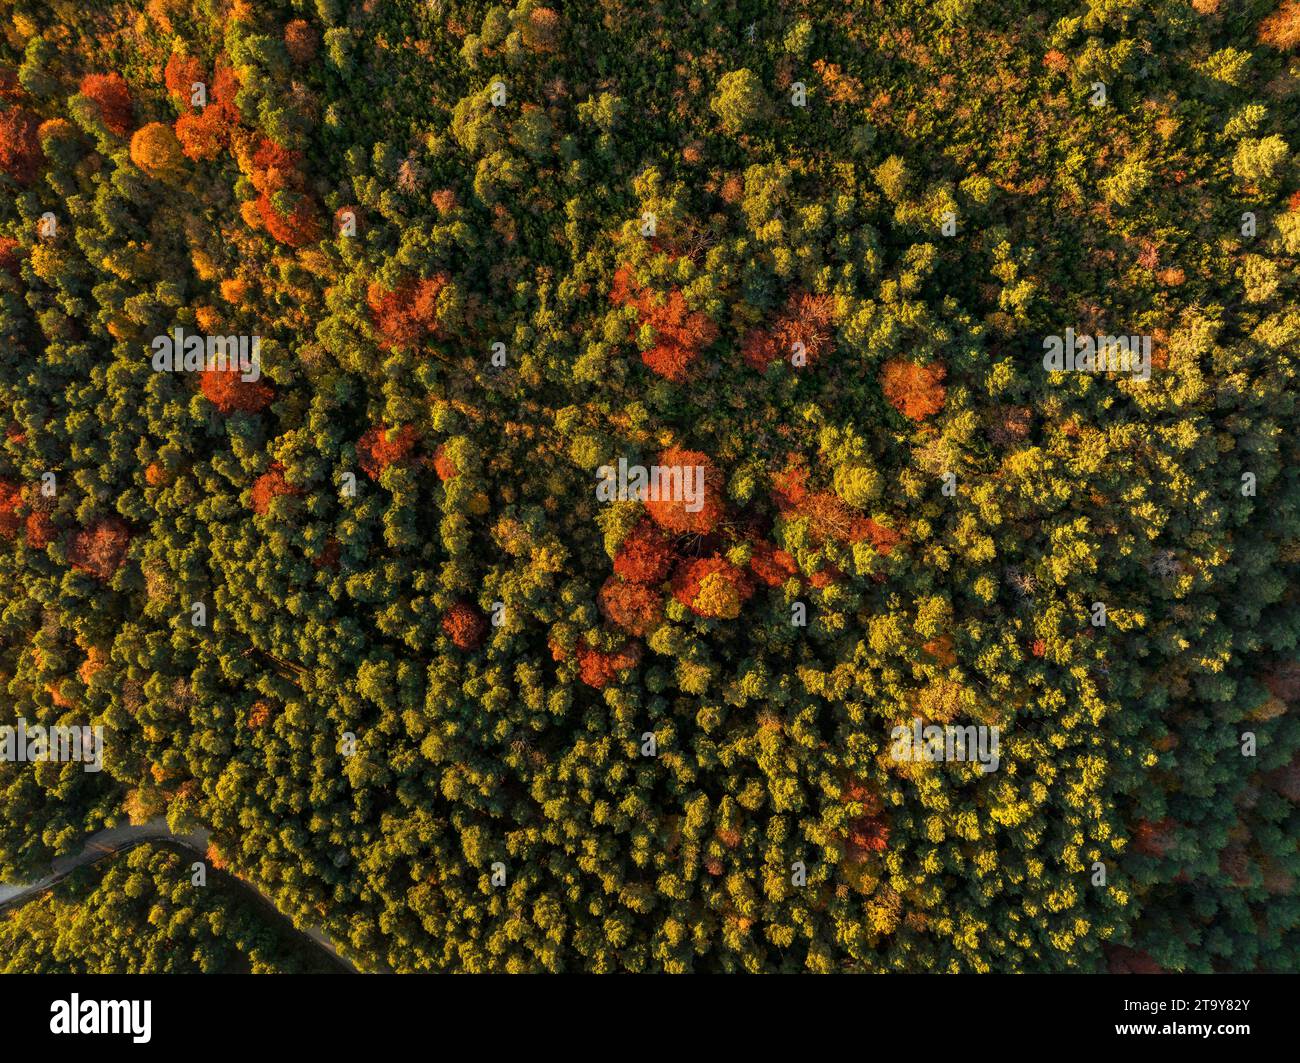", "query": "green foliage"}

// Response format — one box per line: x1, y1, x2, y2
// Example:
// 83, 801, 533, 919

0, 0, 1295, 976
